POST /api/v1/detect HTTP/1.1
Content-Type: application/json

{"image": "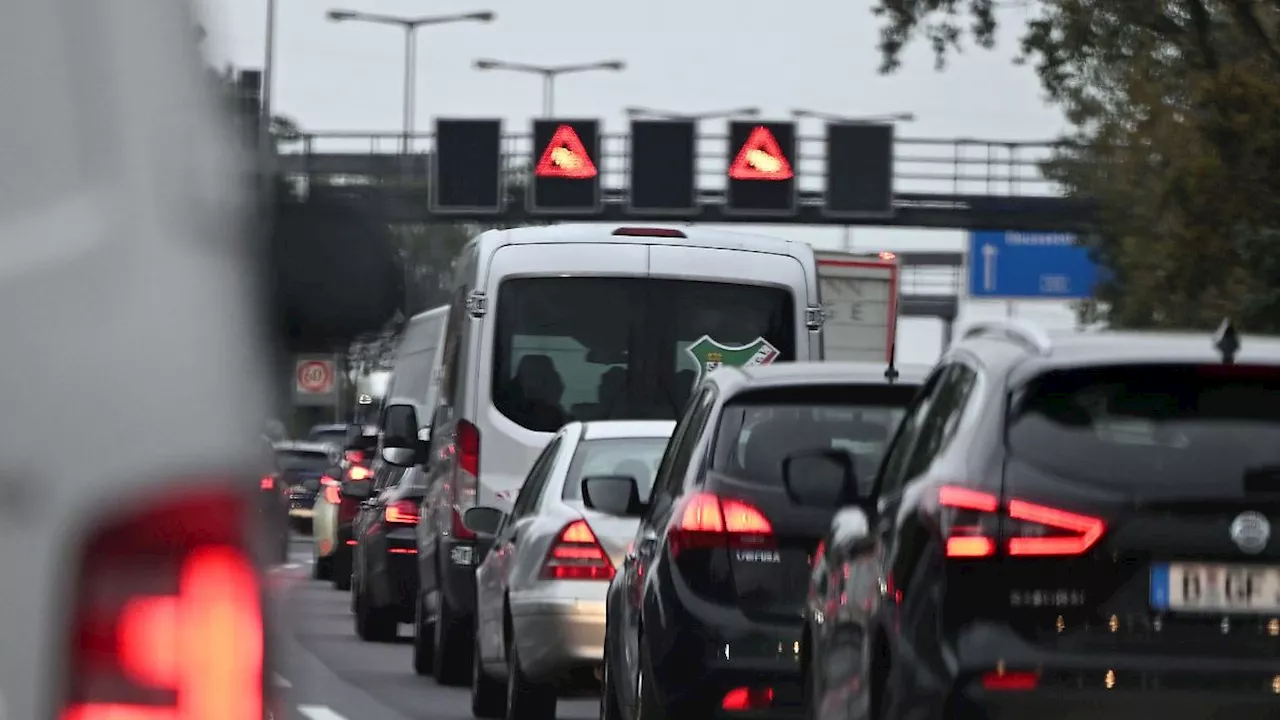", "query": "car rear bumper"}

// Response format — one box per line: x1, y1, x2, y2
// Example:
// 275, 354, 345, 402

511, 590, 607, 683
